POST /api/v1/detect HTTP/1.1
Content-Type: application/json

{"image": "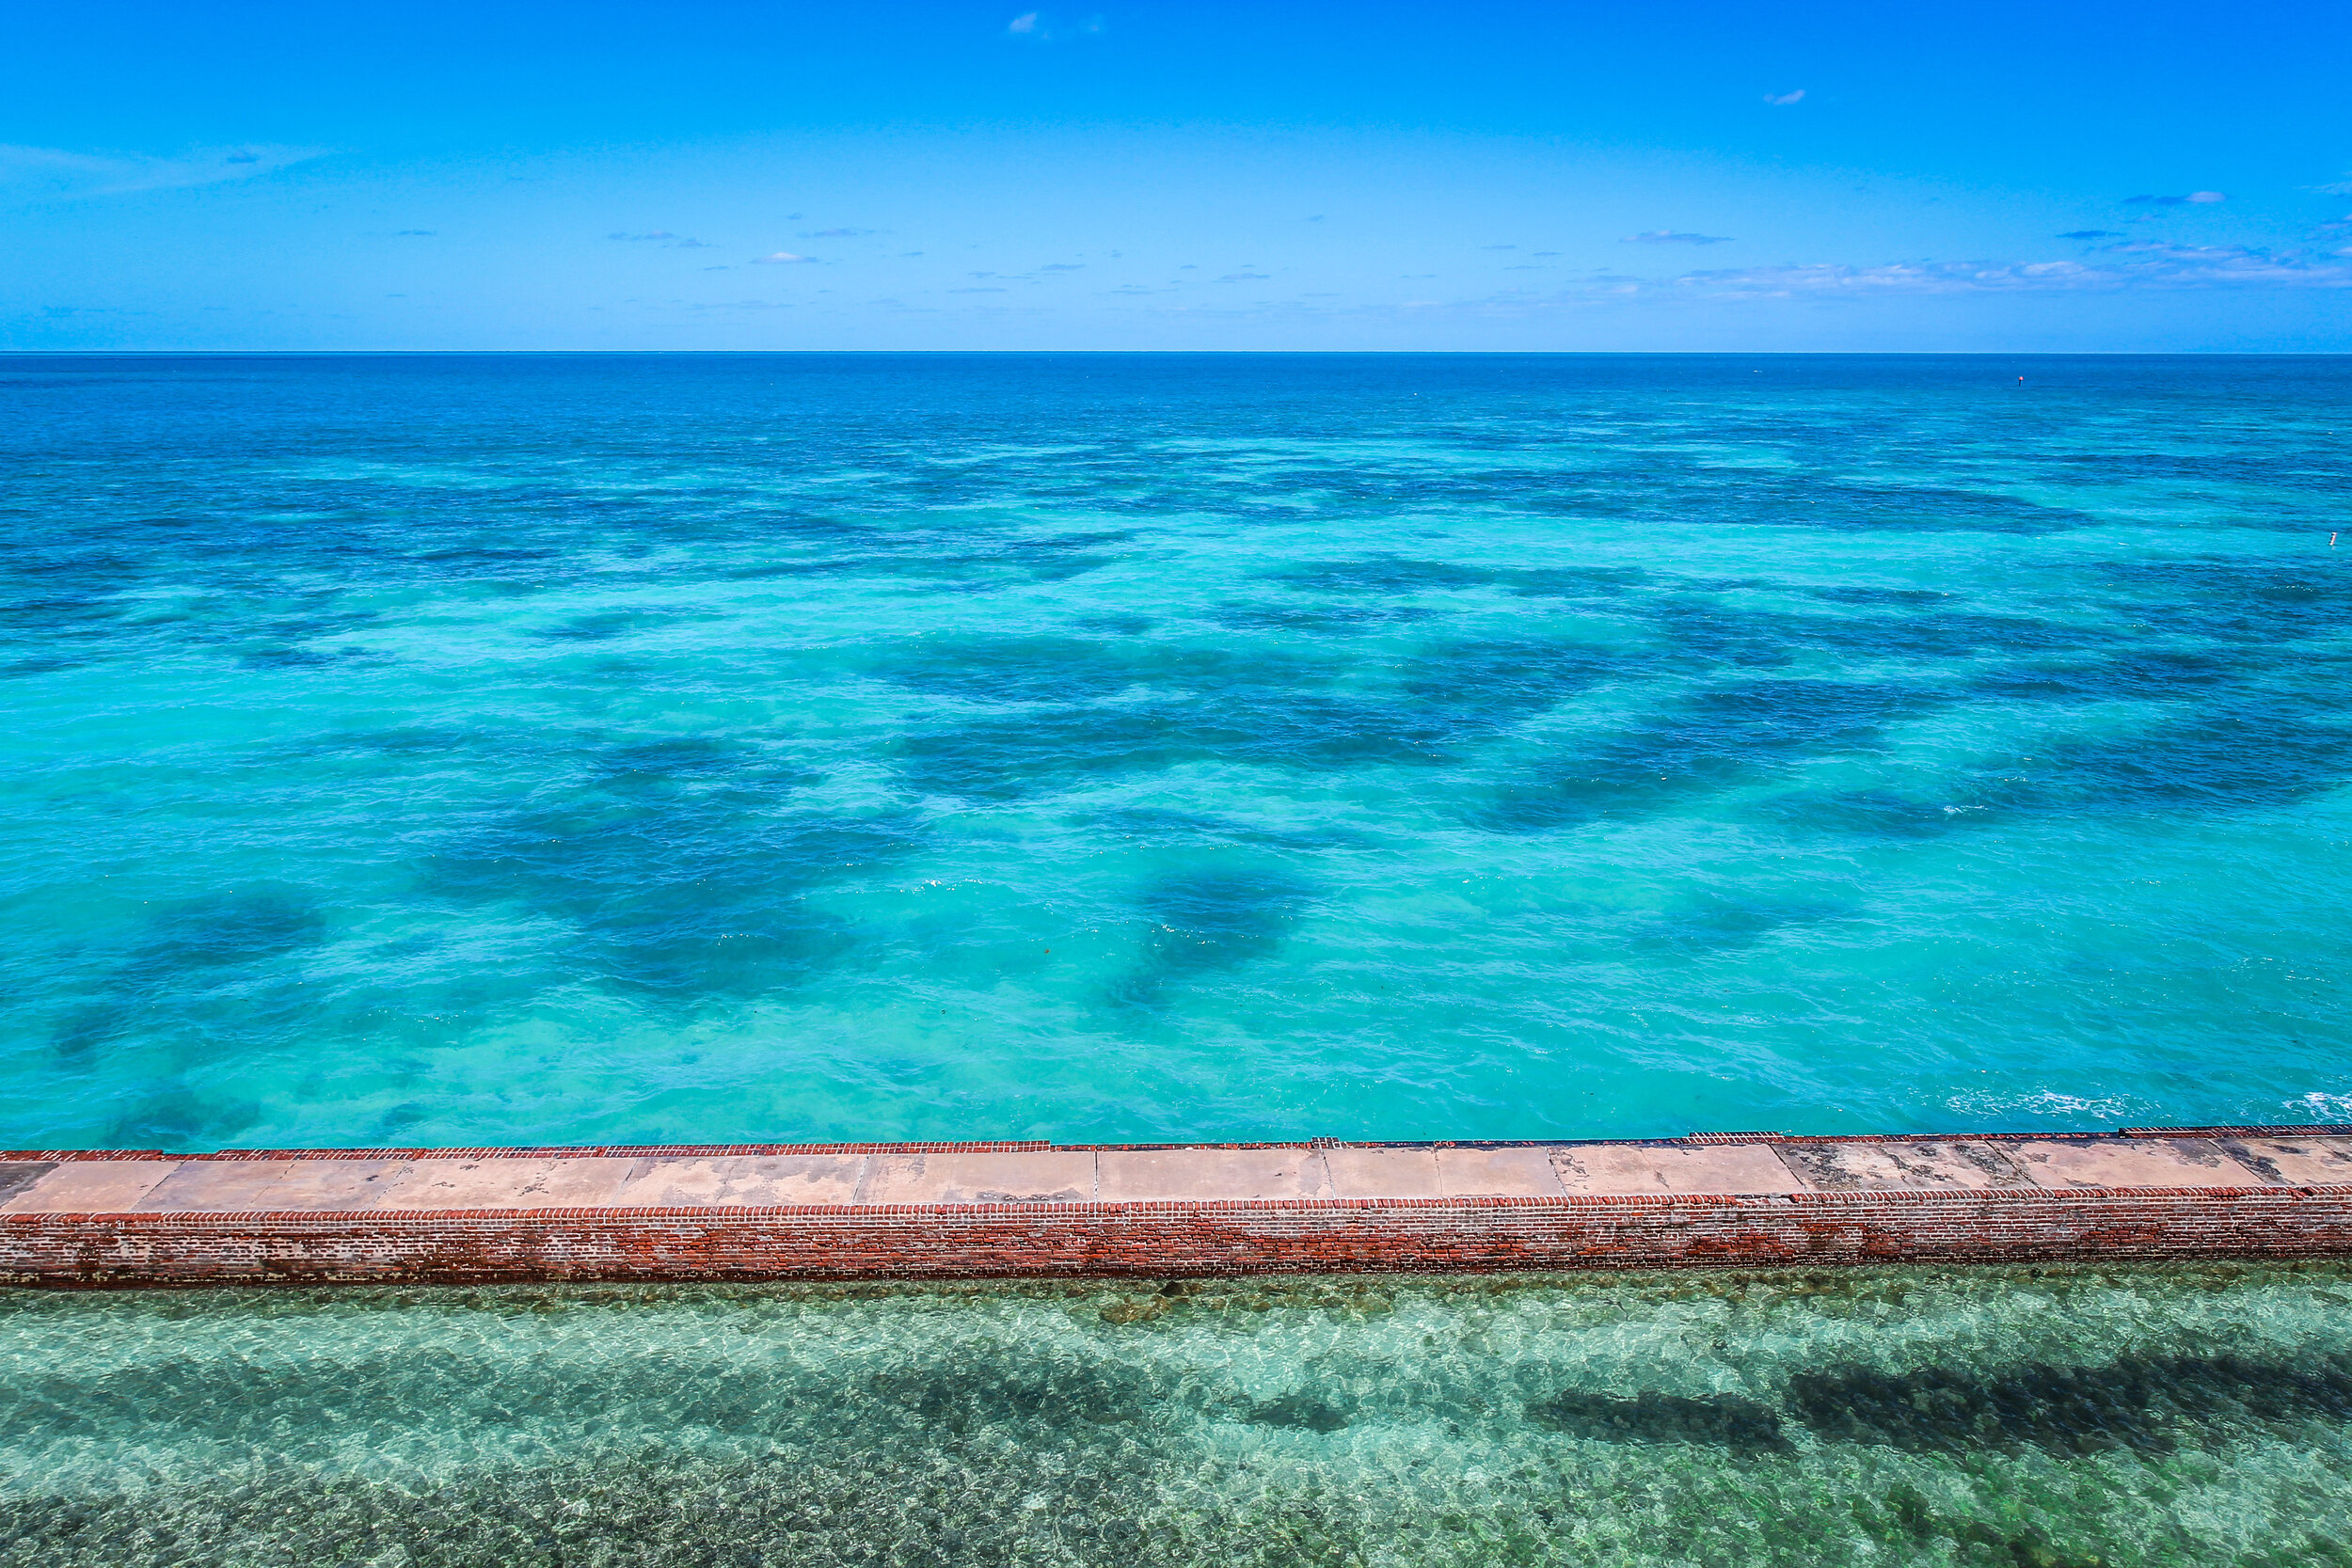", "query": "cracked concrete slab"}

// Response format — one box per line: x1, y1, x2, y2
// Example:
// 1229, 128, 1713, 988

2008, 1139, 2273, 1190
1096, 1148, 1330, 1202
1777, 1141, 2028, 1191
1552, 1143, 1804, 1196
856, 1151, 1092, 1204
